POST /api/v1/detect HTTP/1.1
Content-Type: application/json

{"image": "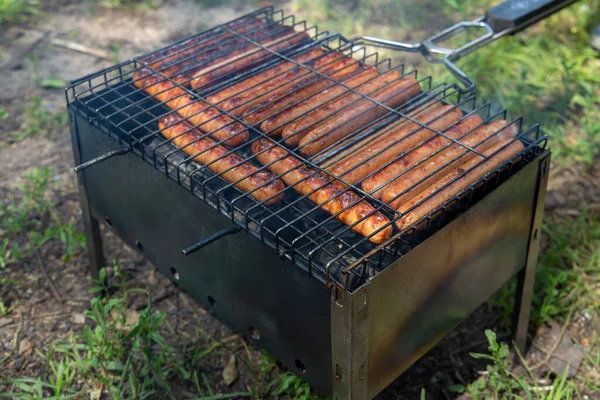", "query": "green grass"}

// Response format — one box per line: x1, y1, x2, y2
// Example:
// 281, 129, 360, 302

450, 329, 580, 399
15, 96, 67, 143
0, 0, 39, 25
0, 263, 318, 399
